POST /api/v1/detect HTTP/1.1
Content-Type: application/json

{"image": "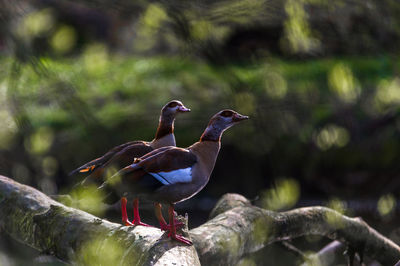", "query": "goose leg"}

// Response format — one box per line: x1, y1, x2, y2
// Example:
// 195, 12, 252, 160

131, 198, 151, 227
167, 204, 192, 245
121, 197, 133, 226
154, 203, 183, 231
